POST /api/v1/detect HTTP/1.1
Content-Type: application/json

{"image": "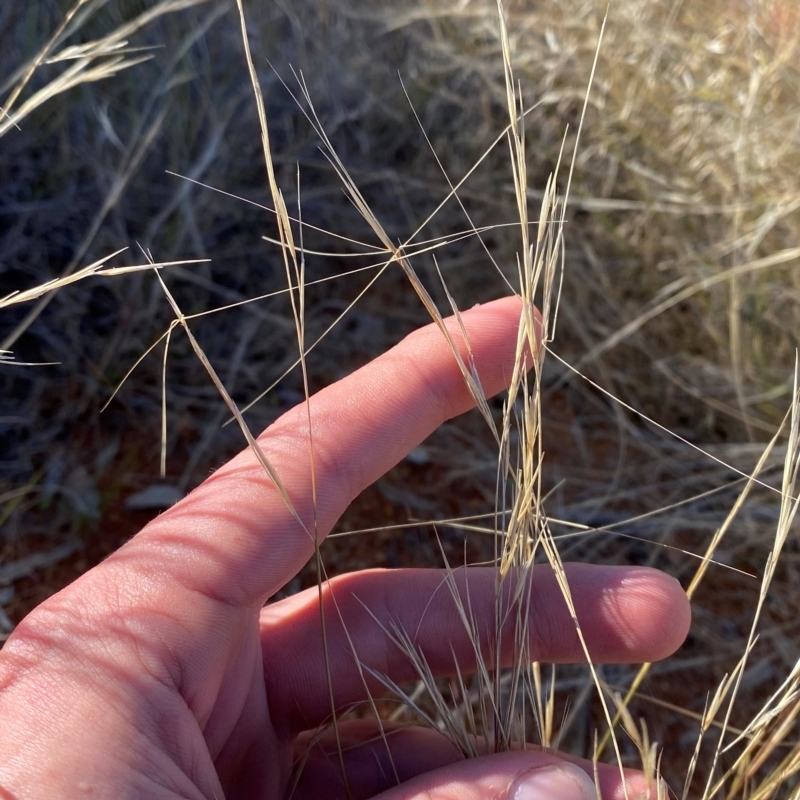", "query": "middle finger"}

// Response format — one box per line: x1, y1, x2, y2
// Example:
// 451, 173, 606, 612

260, 563, 690, 734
